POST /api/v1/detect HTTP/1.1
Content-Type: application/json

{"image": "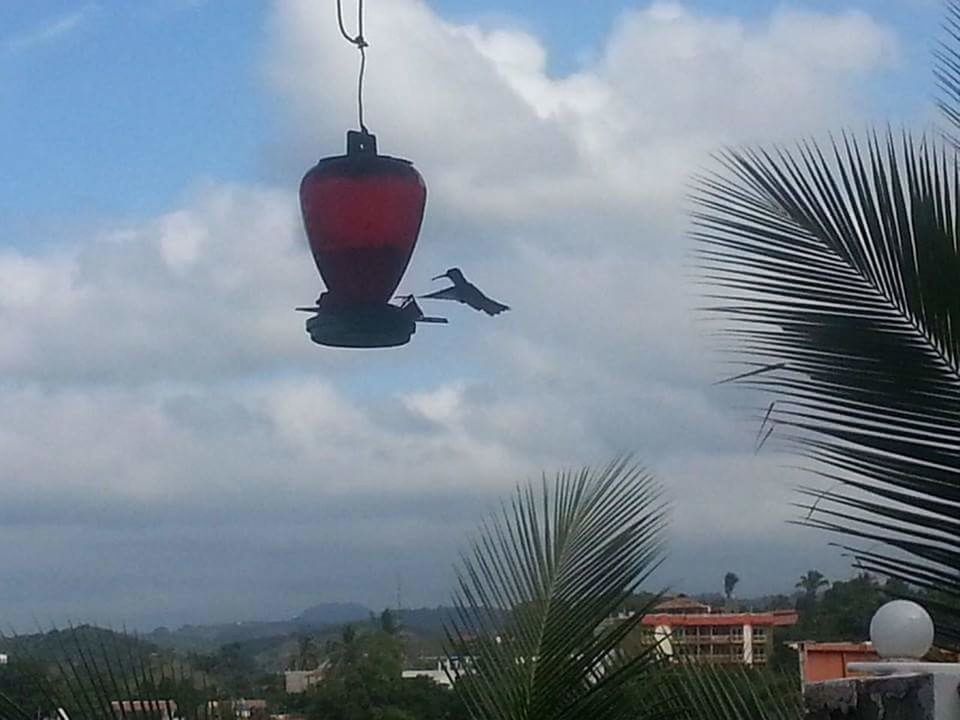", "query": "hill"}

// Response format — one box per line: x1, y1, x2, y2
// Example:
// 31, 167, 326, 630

0, 625, 164, 671
145, 603, 374, 654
